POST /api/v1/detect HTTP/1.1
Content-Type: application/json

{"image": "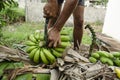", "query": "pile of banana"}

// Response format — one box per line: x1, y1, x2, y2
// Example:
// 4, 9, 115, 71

89, 51, 120, 66
25, 29, 71, 65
